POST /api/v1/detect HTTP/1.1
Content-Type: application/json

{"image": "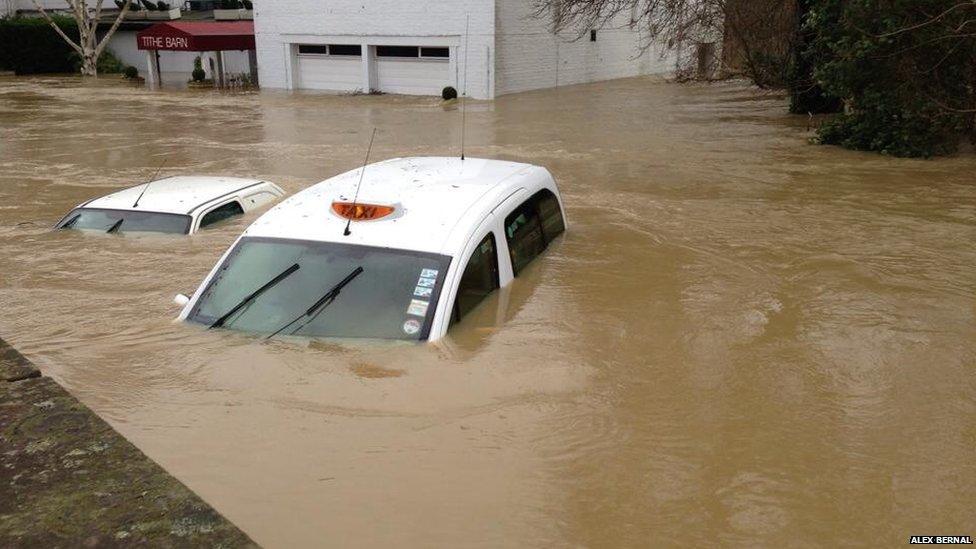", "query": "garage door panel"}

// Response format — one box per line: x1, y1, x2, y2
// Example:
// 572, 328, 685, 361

299, 56, 362, 92
376, 59, 451, 96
